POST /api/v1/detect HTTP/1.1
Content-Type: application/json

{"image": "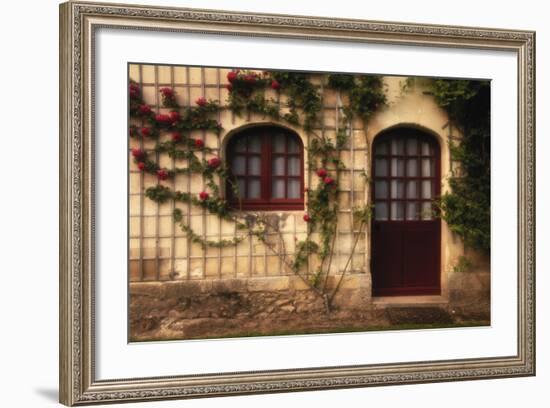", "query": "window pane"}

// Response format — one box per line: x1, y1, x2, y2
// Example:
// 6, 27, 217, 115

273, 134, 286, 152
406, 181, 418, 199
406, 202, 419, 220
407, 138, 418, 155
272, 179, 285, 198
406, 159, 418, 176
375, 181, 388, 199
248, 156, 261, 175
391, 138, 404, 155
288, 179, 300, 198
376, 142, 388, 155
391, 158, 404, 177
375, 202, 388, 220
234, 137, 247, 152
421, 180, 432, 199
391, 180, 404, 198
421, 202, 433, 220
288, 137, 300, 153
288, 157, 300, 176
272, 157, 285, 176
248, 136, 261, 153
375, 158, 388, 177
391, 202, 404, 220
421, 141, 431, 155
248, 179, 261, 199
236, 178, 246, 198
231, 155, 246, 175
422, 158, 434, 177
